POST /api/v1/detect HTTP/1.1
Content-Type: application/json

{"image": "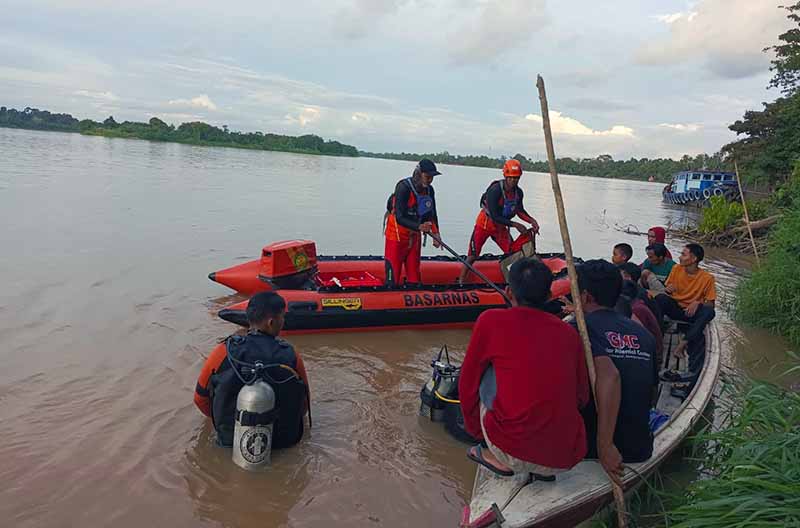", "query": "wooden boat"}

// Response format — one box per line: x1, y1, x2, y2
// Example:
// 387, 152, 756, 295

462, 320, 722, 527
